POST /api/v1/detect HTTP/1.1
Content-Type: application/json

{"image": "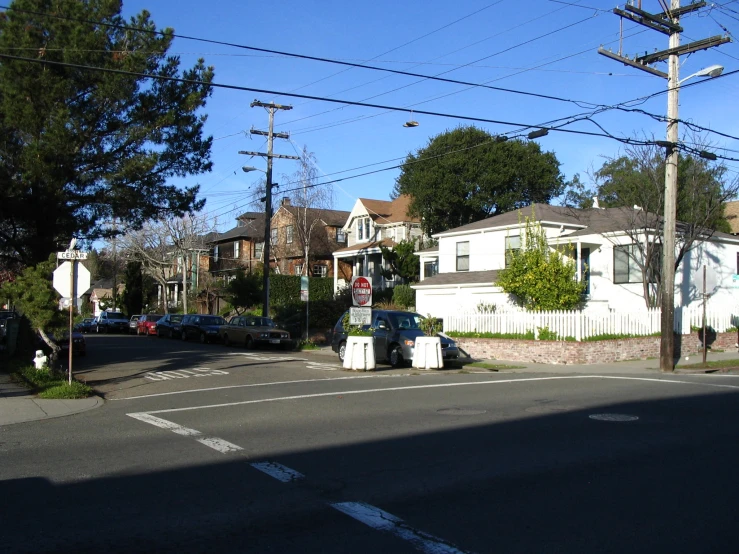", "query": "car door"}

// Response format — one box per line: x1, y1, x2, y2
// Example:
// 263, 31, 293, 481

372, 311, 389, 361
230, 317, 244, 343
